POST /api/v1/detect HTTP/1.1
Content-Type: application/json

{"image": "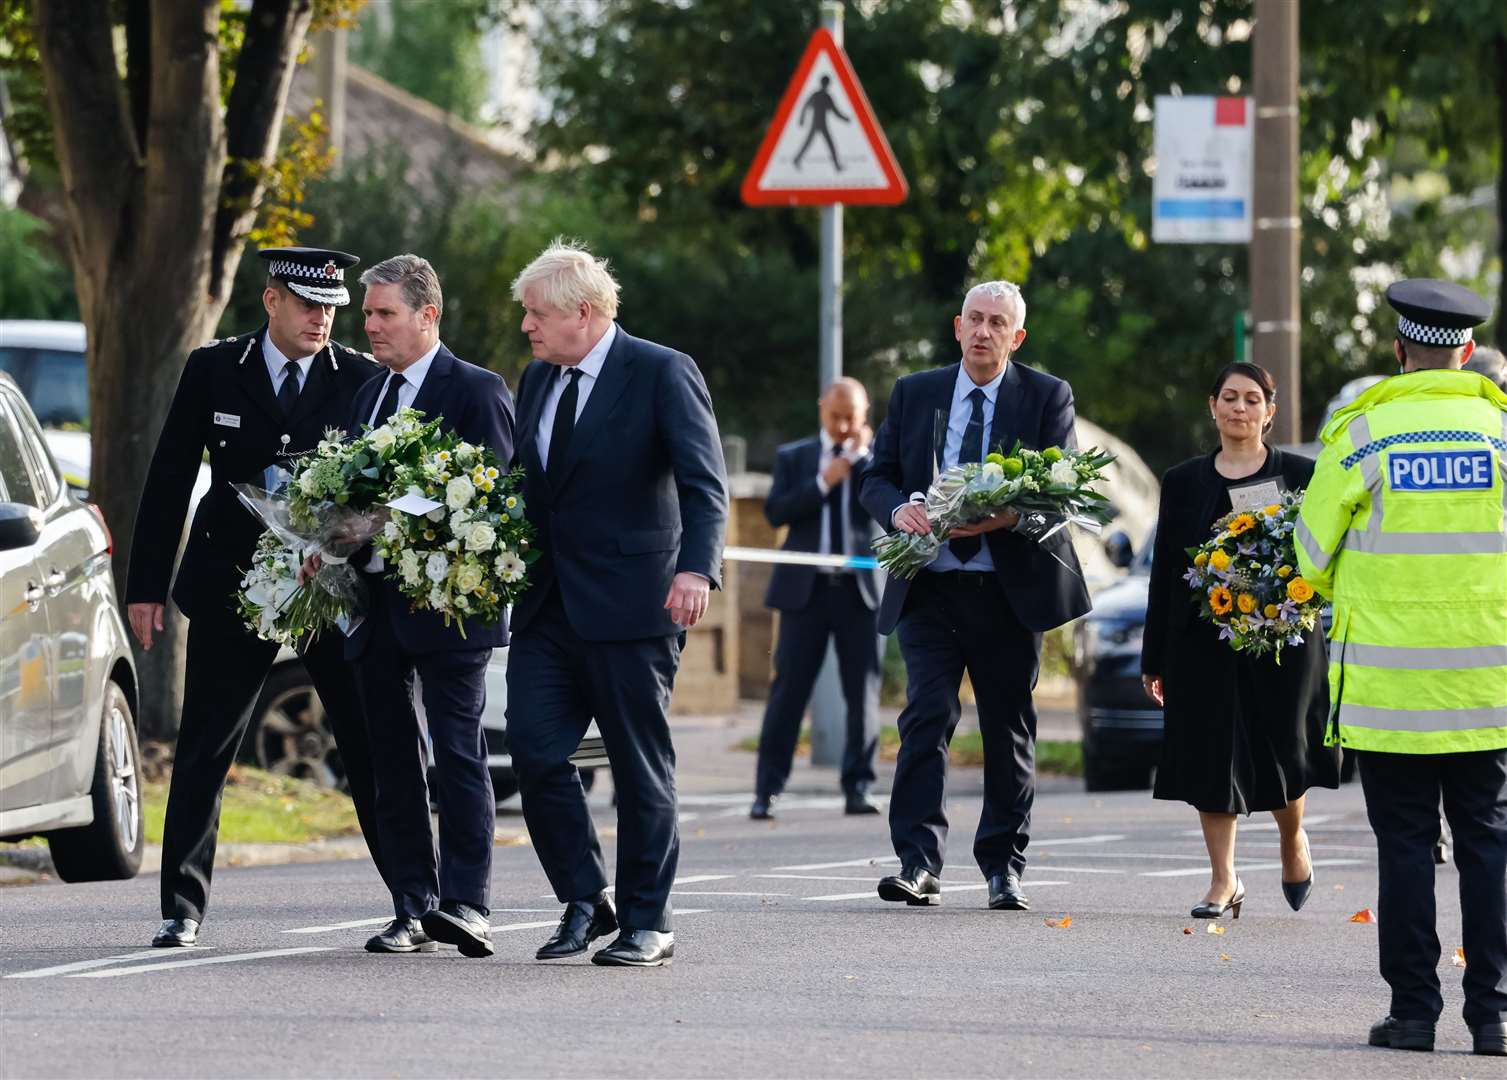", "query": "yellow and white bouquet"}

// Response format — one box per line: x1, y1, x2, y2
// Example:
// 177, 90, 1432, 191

1184, 490, 1323, 661
374, 419, 537, 637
